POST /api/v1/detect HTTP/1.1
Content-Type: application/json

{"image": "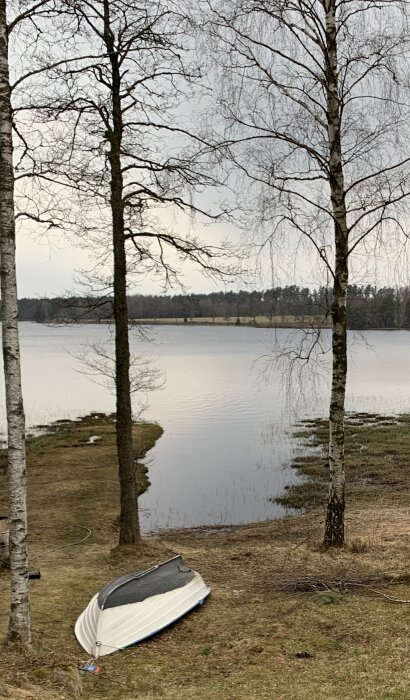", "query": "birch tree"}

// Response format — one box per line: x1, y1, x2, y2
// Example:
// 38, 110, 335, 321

202, 0, 410, 545
0, 0, 29, 645
26, 0, 230, 545
1, 0, 62, 644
